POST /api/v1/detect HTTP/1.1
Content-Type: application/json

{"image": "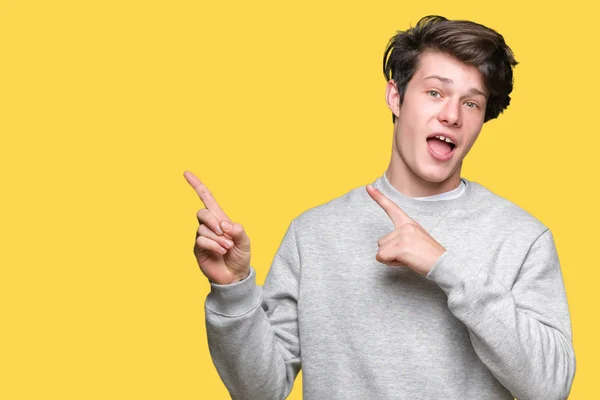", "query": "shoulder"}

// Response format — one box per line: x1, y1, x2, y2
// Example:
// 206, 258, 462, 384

290, 182, 373, 233
468, 180, 549, 236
